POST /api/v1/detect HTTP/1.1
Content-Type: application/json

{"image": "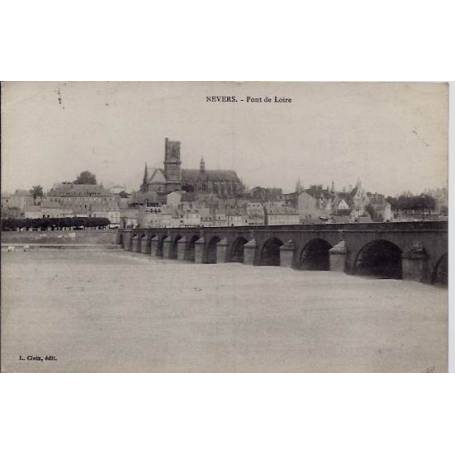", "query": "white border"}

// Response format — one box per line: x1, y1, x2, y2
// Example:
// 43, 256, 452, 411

0, 374, 454, 455
1, 1, 454, 455
449, 82, 454, 373
0, 1, 454, 81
